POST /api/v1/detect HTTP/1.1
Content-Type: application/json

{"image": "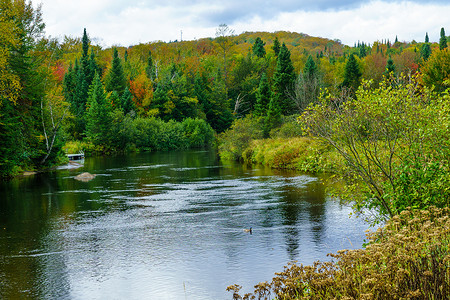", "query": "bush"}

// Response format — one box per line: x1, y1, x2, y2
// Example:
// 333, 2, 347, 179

228, 206, 450, 300
132, 117, 215, 152
242, 137, 338, 173
219, 115, 264, 161
301, 75, 450, 221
